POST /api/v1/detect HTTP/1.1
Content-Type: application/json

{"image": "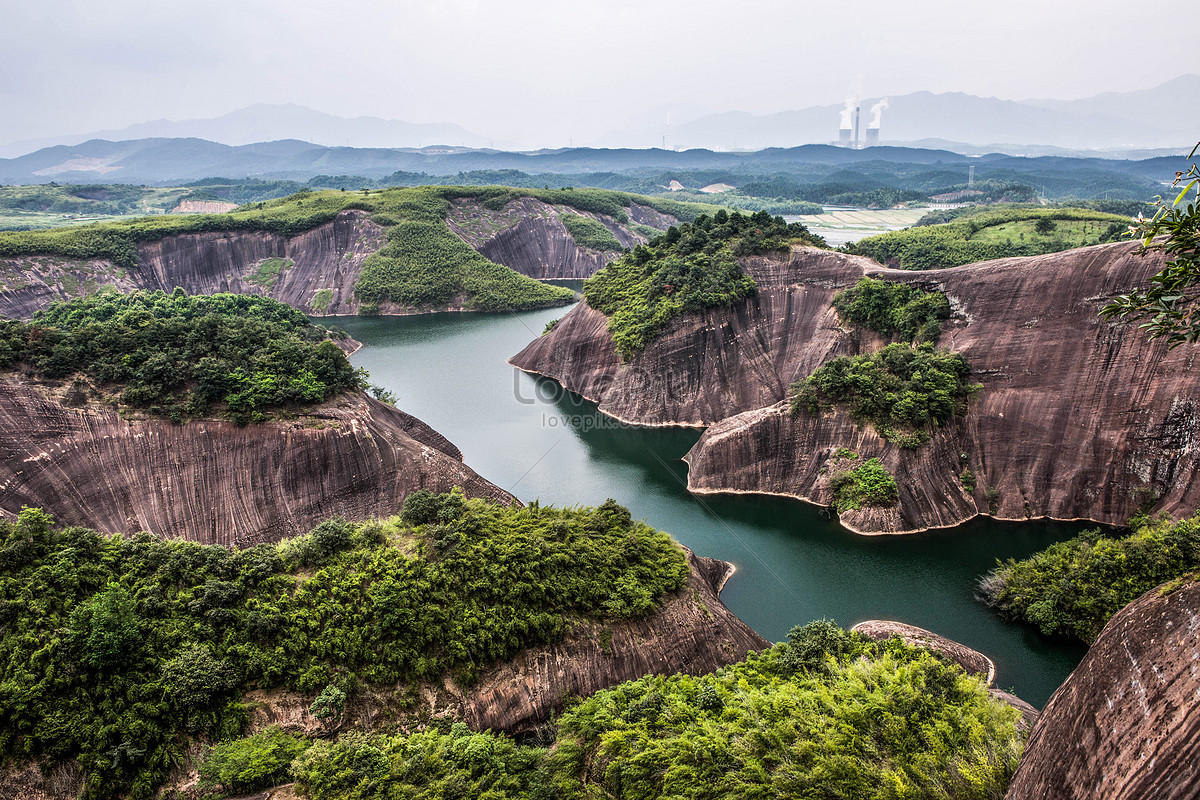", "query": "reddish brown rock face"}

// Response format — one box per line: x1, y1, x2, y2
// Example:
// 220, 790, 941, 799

1004, 578, 1200, 800
0, 379, 512, 547
512, 242, 1197, 534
